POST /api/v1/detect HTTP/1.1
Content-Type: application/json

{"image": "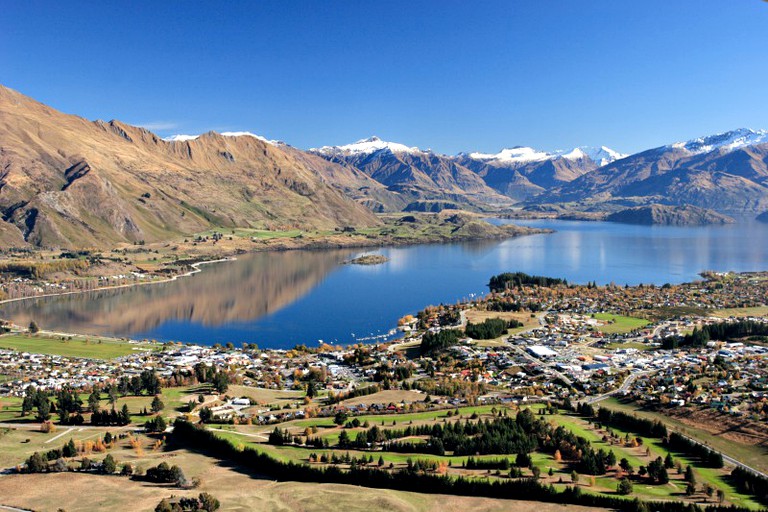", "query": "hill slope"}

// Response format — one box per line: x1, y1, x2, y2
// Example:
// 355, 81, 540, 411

534, 129, 768, 213
0, 86, 380, 248
606, 204, 735, 226
311, 137, 514, 211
